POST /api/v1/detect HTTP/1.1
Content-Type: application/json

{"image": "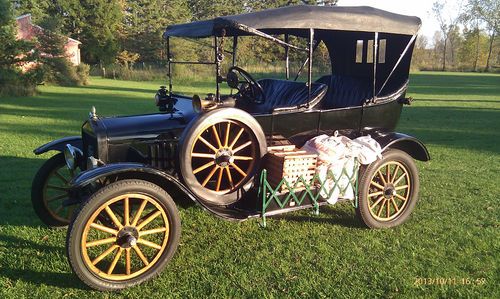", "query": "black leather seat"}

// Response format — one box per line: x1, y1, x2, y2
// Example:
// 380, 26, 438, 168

315, 75, 373, 109
238, 79, 328, 114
